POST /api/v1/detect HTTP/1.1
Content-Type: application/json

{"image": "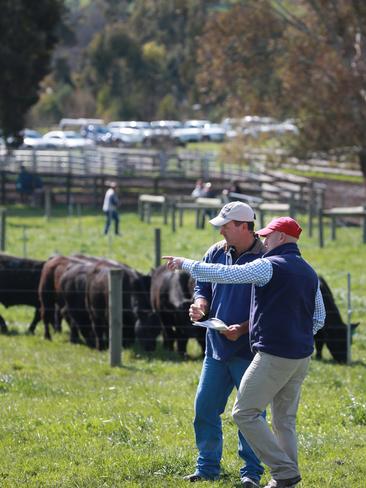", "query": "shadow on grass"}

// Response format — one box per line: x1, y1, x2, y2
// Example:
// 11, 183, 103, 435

350, 359, 366, 368
0, 328, 21, 336
314, 356, 366, 368
2, 326, 205, 364
132, 343, 204, 363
